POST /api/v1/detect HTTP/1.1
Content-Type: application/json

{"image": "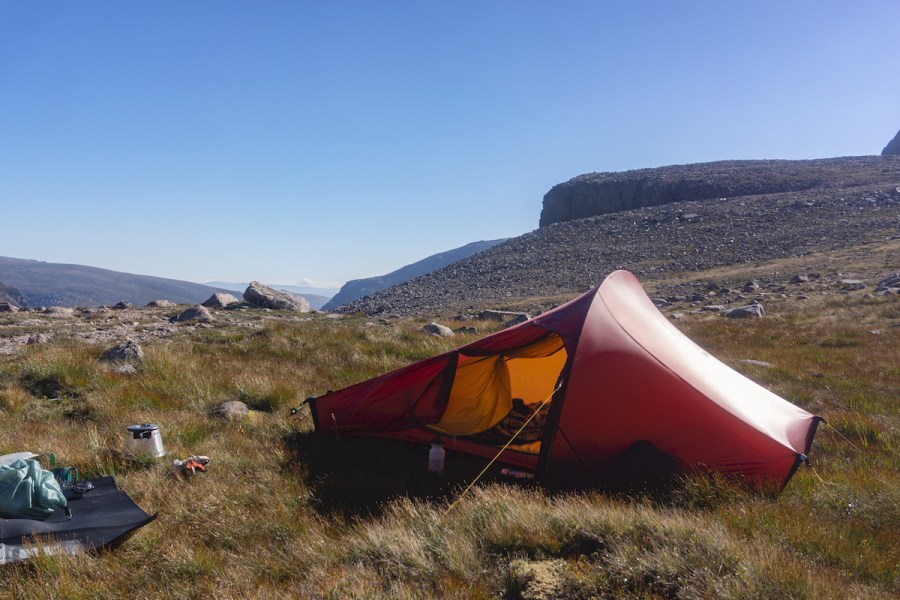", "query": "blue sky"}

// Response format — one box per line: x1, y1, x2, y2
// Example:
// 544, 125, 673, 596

1, 1, 898, 289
